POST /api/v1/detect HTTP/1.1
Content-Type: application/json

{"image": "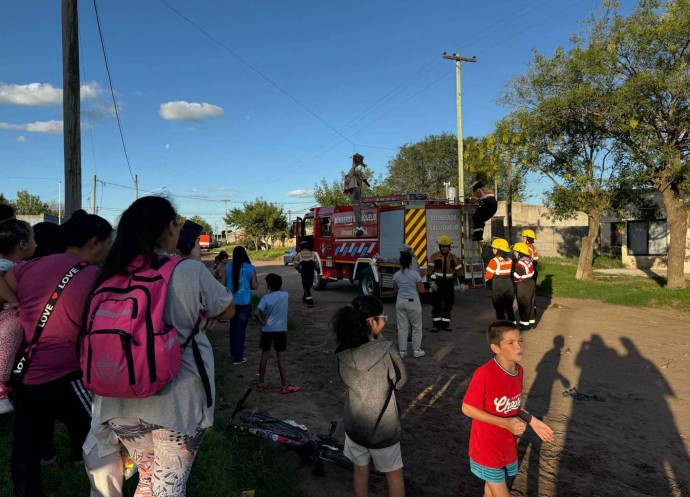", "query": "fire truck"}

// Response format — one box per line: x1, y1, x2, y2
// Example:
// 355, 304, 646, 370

292, 193, 483, 297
